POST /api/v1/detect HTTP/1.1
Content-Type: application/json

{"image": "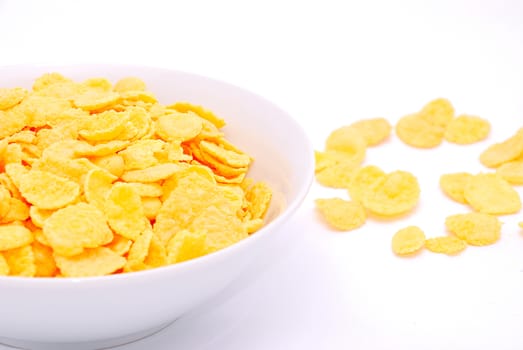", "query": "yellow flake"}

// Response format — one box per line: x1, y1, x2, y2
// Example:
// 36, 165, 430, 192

391, 226, 425, 256
445, 212, 501, 246
315, 198, 366, 231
